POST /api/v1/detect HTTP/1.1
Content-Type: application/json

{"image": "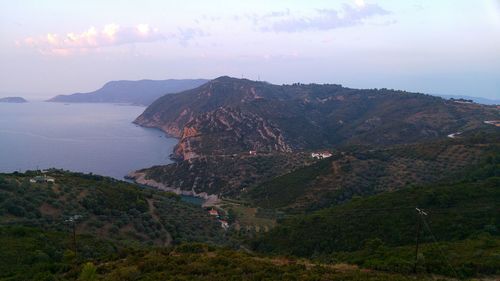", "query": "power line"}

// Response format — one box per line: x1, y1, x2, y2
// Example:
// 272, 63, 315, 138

65, 214, 82, 259
0, 203, 495, 225
421, 216, 460, 279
